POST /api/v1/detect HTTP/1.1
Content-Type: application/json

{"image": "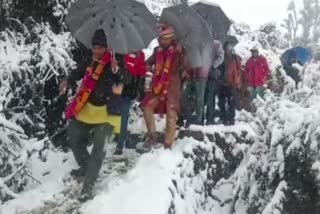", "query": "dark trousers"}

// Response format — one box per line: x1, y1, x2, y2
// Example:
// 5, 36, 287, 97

284, 64, 301, 88
116, 96, 133, 150
181, 79, 206, 125
218, 86, 240, 125
205, 79, 219, 125
67, 119, 113, 195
